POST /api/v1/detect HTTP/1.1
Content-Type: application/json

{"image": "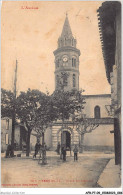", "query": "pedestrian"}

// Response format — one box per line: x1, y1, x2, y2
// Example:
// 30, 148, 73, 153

43, 142, 47, 157
73, 145, 78, 161
57, 142, 61, 155
62, 146, 66, 162
5, 144, 14, 158
5, 144, 11, 158
33, 141, 41, 158
38, 144, 43, 159
60, 145, 64, 159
